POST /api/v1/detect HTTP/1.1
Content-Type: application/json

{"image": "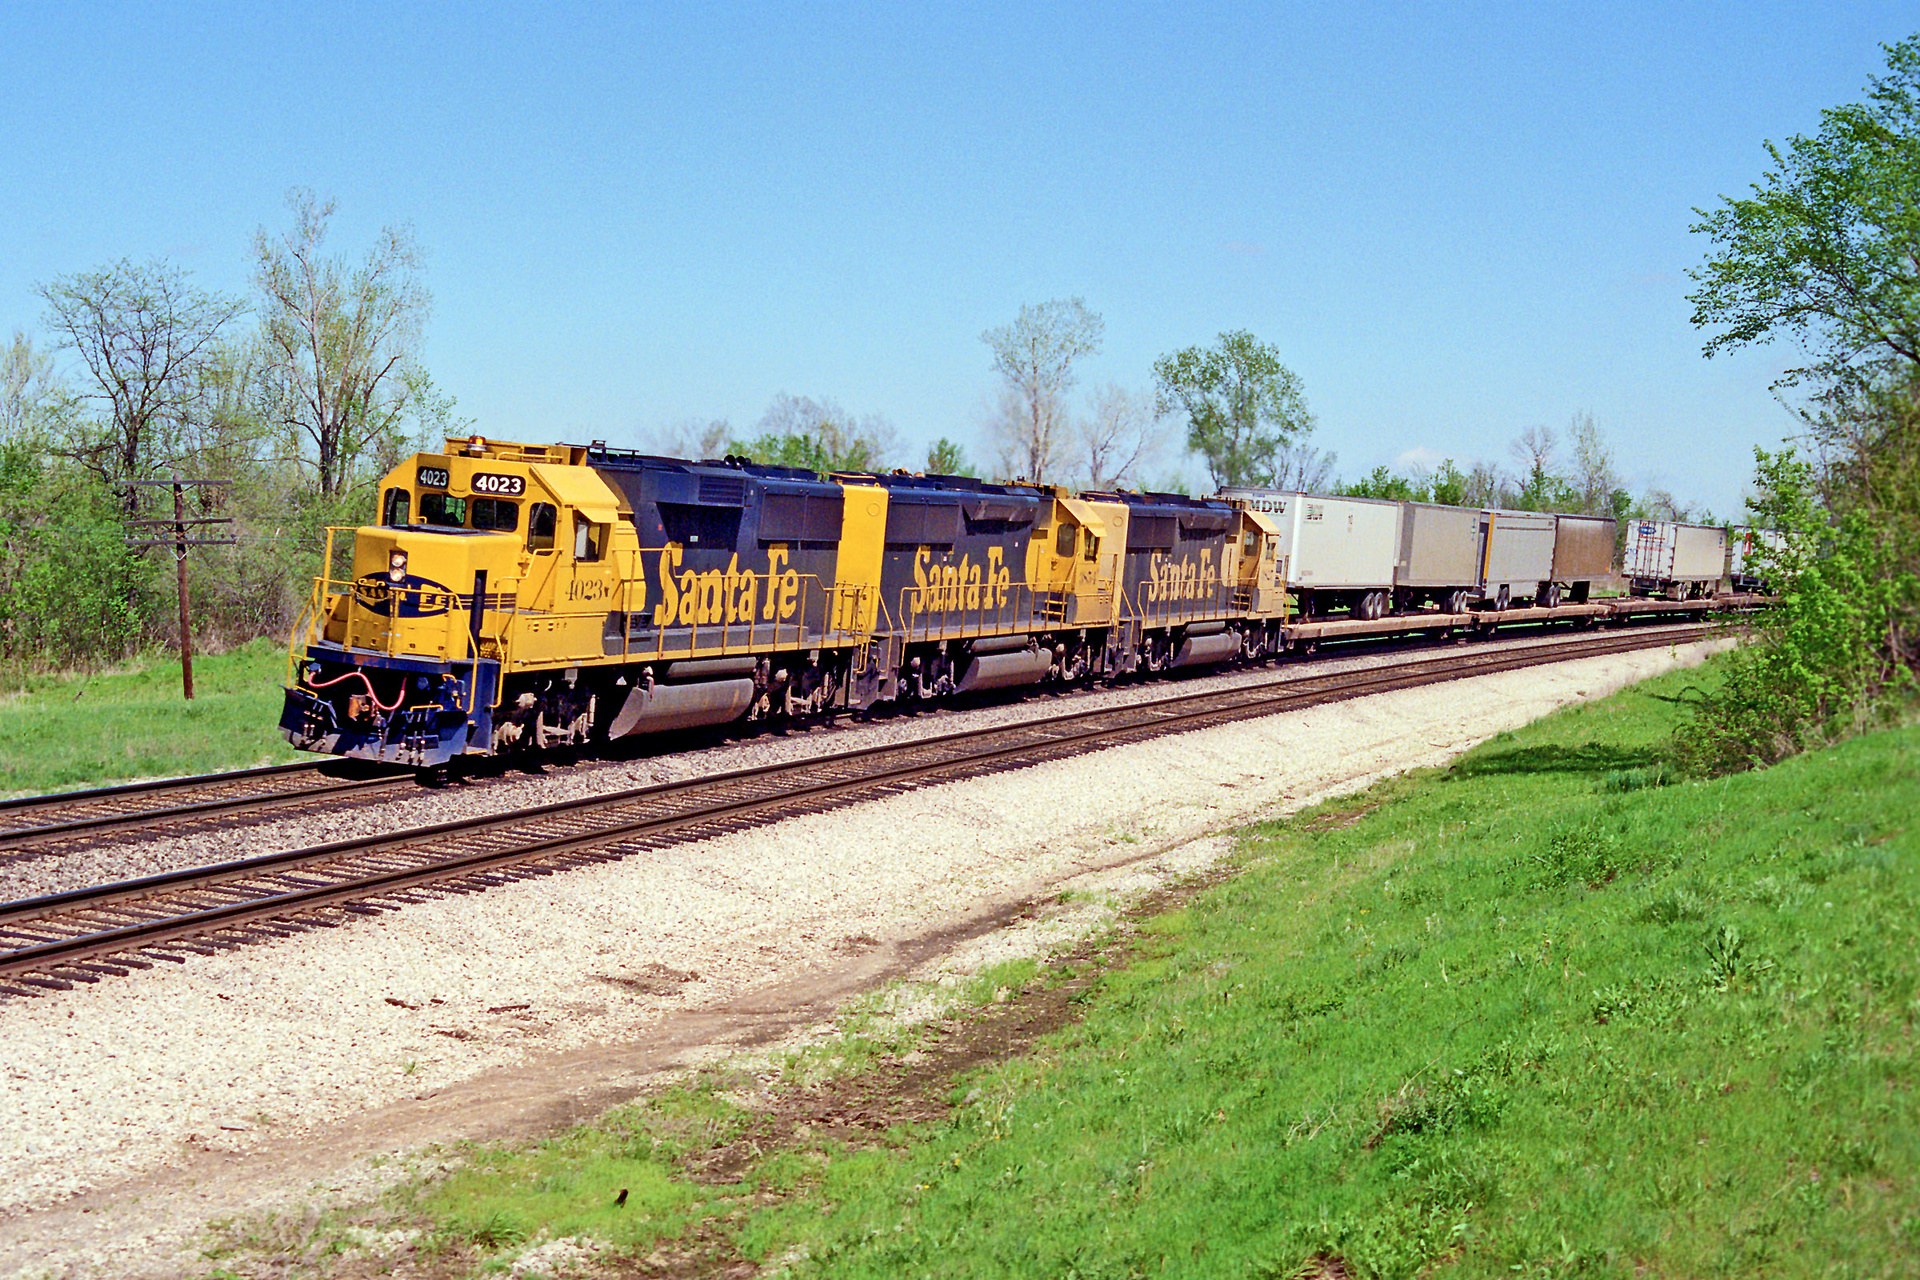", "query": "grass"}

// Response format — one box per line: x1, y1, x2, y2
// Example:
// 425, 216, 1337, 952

199, 656, 1920, 1278
0, 638, 304, 796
